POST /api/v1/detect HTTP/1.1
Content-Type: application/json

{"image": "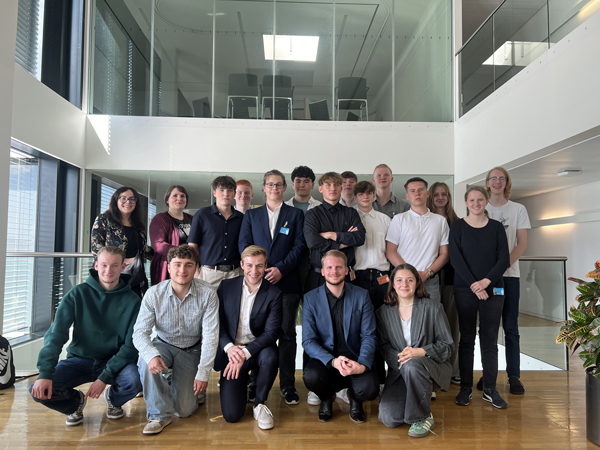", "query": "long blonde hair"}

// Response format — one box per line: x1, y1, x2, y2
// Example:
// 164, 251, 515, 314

427, 182, 459, 224
464, 186, 490, 217
485, 166, 512, 199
